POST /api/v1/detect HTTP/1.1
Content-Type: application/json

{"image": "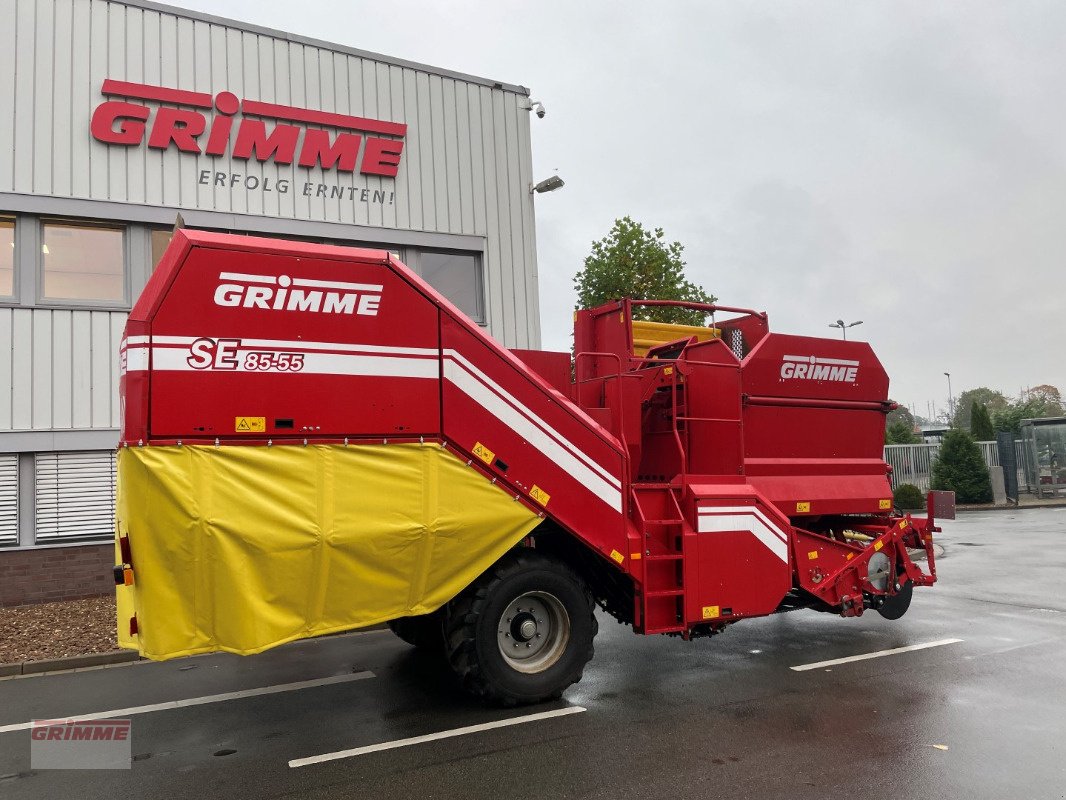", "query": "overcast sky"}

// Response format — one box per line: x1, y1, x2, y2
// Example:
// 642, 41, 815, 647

184, 0, 1066, 419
